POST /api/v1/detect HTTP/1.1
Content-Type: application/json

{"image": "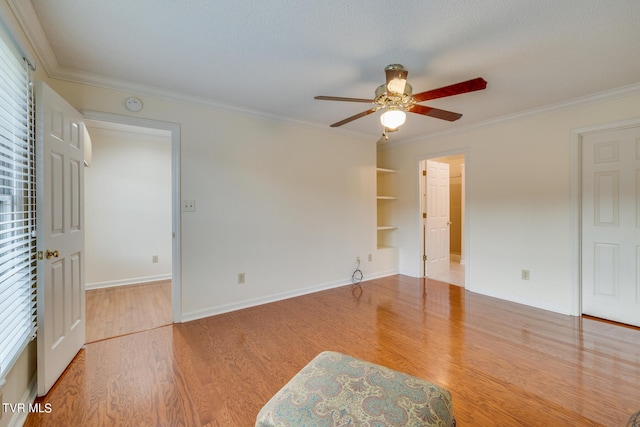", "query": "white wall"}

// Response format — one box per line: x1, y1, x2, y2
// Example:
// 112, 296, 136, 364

48, 79, 379, 320
84, 125, 172, 288
379, 91, 640, 315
